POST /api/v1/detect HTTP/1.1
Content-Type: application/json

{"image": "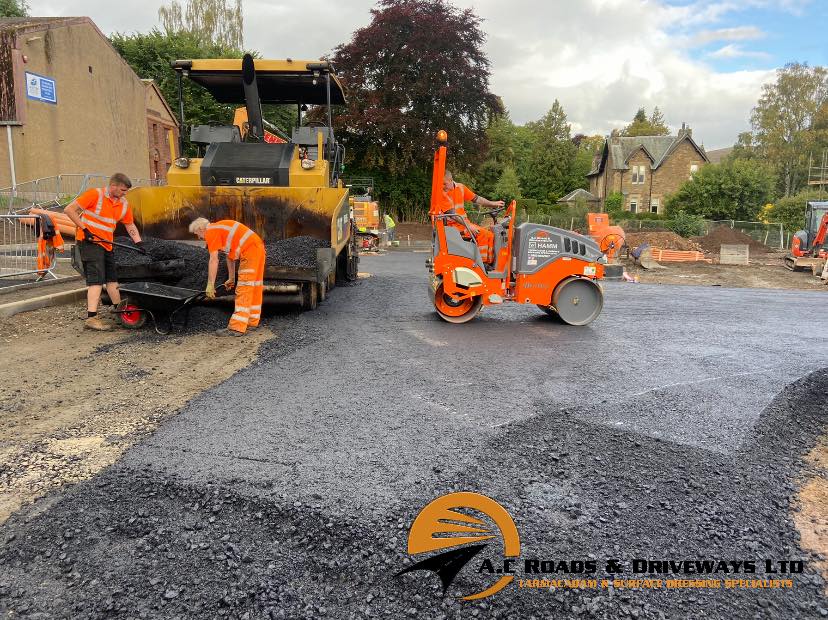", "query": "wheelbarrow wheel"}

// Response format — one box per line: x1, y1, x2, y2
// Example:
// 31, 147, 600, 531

116, 297, 147, 329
